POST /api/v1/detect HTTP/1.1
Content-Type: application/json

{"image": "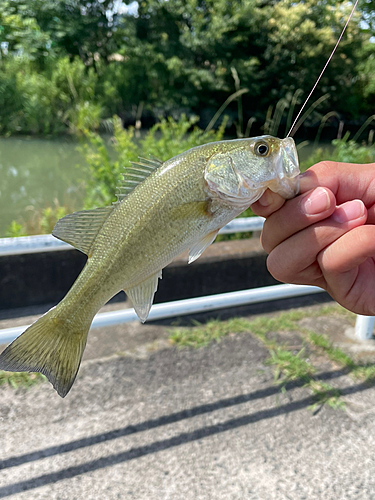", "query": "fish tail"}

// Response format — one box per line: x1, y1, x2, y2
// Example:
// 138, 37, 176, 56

0, 308, 90, 398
